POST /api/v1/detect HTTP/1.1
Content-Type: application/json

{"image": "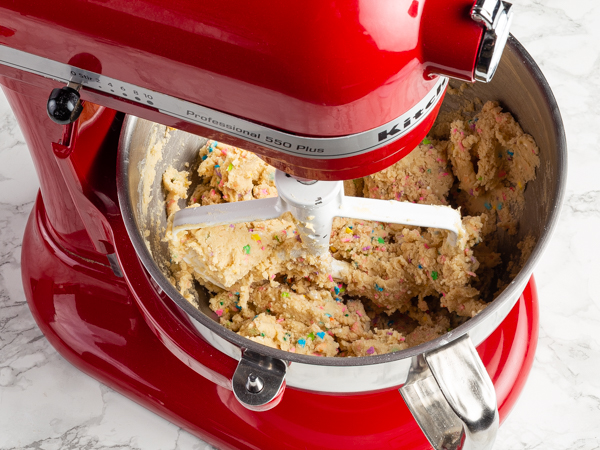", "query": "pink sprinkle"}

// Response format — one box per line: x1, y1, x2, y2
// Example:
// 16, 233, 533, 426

215, 309, 223, 317
342, 238, 351, 243
290, 347, 296, 353
229, 224, 234, 228
362, 246, 371, 251
424, 243, 430, 249
342, 307, 347, 312
277, 318, 284, 323
356, 311, 362, 317
261, 246, 265, 250
460, 304, 465, 310
328, 275, 334, 282
366, 347, 375, 355
399, 337, 406, 342
441, 172, 449, 177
